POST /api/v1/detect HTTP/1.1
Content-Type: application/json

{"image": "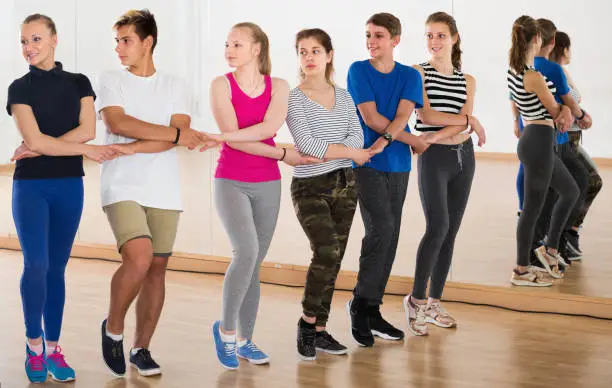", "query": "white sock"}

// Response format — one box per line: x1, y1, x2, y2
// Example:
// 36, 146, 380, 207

237, 339, 248, 347
106, 328, 123, 342
27, 341, 44, 356
45, 342, 57, 355
131, 348, 142, 356
218, 326, 236, 343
